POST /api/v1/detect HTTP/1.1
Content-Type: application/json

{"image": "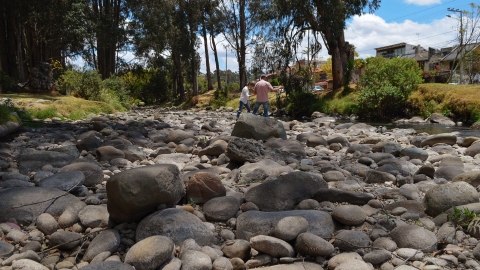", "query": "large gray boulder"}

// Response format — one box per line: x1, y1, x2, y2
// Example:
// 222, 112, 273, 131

424, 181, 479, 217
236, 210, 335, 241
107, 164, 185, 223
18, 151, 75, 174
231, 113, 287, 140
245, 172, 327, 211
136, 208, 214, 245
390, 225, 437, 252
226, 138, 265, 163
0, 187, 79, 224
